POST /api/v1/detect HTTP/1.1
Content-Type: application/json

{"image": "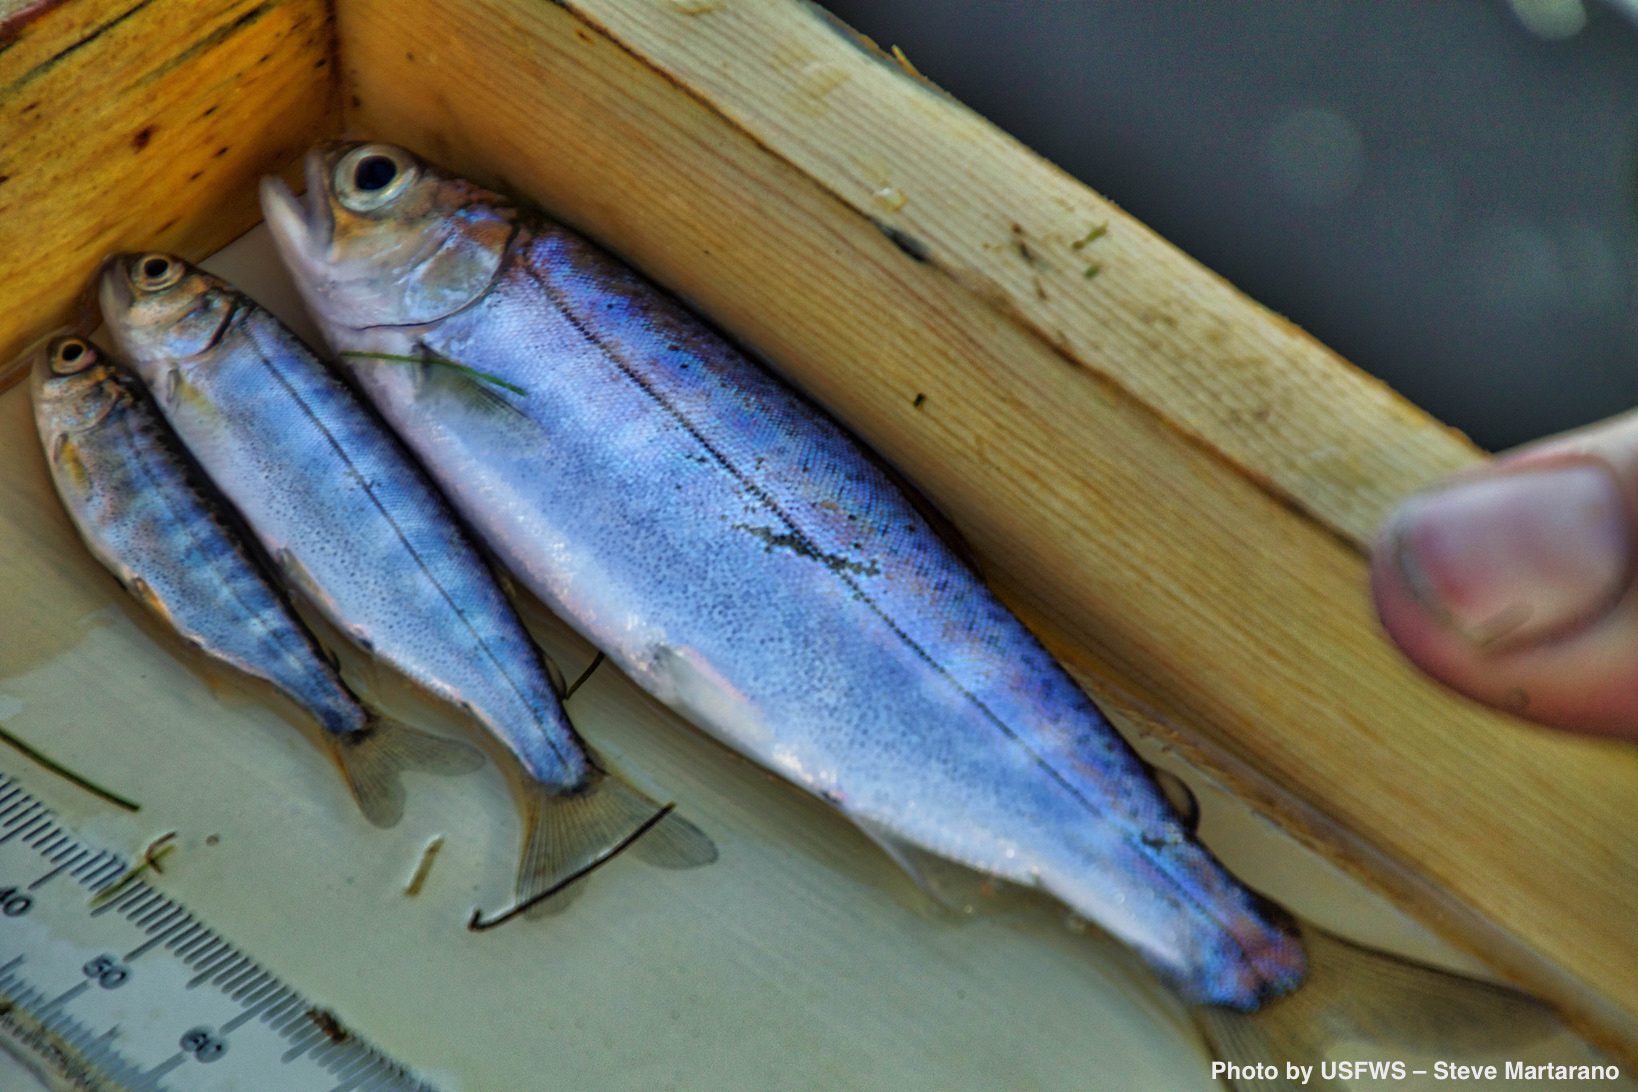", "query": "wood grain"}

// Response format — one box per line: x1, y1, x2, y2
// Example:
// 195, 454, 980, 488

0, 0, 336, 386
572, 0, 1482, 551
337, 0, 1638, 1056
